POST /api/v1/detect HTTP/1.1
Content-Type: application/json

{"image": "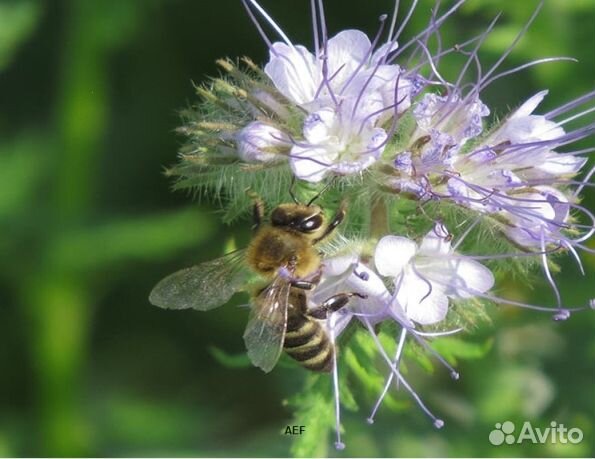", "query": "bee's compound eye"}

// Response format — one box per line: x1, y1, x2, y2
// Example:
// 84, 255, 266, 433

299, 214, 323, 232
